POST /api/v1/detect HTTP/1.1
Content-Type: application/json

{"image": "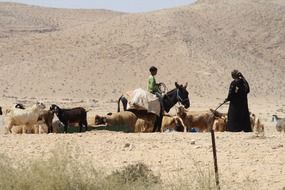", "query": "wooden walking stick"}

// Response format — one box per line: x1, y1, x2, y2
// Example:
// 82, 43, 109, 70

211, 129, 220, 190
211, 102, 225, 189
214, 101, 226, 112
